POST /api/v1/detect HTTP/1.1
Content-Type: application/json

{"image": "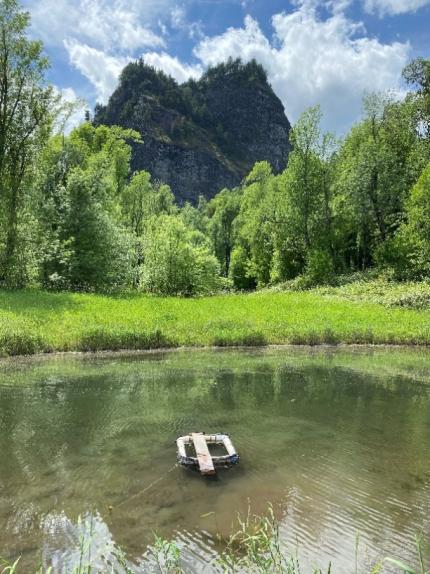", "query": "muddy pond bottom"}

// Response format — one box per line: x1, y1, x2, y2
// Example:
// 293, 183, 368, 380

0, 347, 429, 572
